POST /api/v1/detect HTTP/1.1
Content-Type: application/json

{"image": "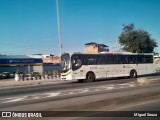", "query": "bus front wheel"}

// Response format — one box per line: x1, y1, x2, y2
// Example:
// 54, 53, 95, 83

86, 72, 95, 82
130, 70, 137, 78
